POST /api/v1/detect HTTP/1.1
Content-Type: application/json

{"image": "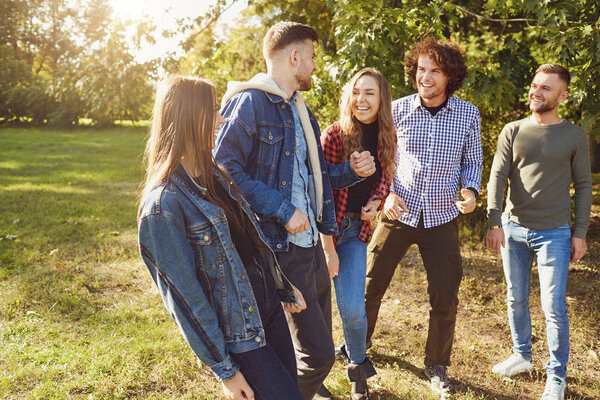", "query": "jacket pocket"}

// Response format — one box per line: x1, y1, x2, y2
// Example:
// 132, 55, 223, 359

256, 126, 285, 185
